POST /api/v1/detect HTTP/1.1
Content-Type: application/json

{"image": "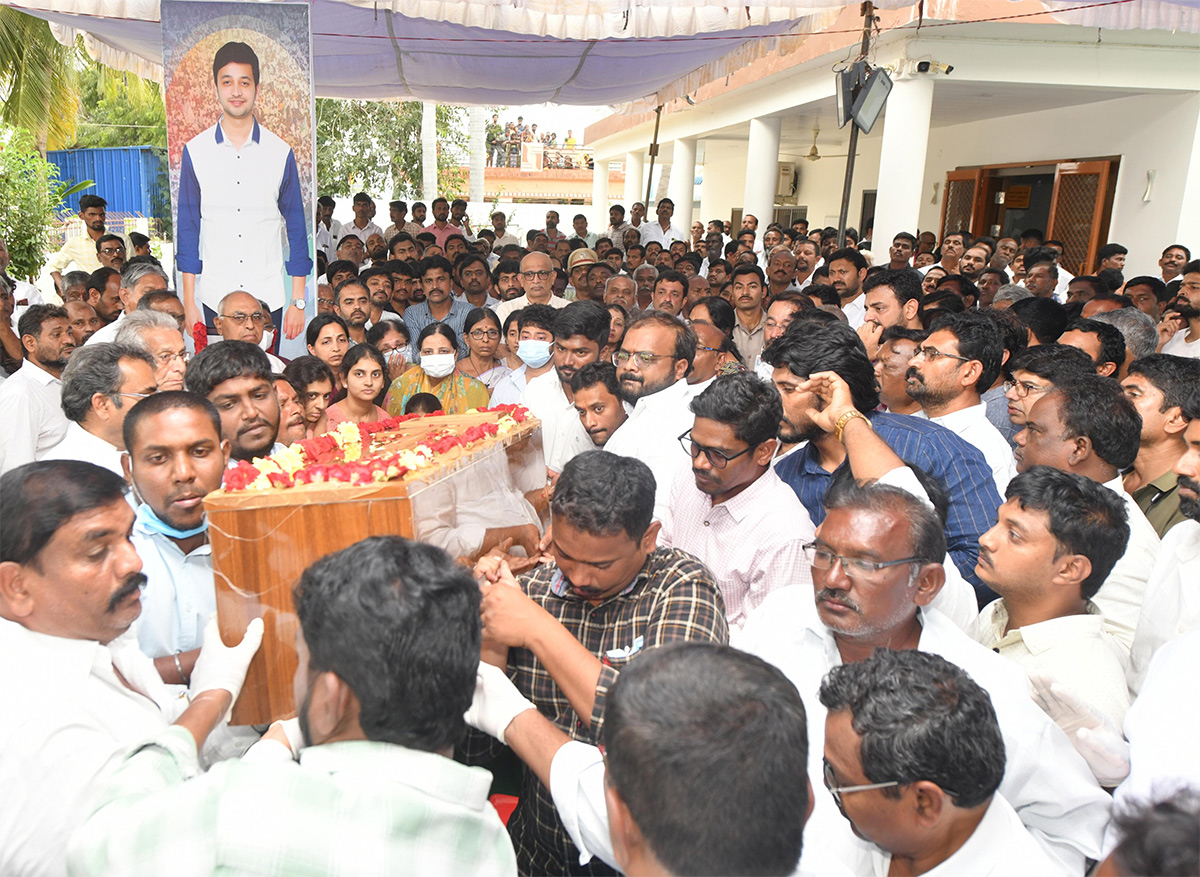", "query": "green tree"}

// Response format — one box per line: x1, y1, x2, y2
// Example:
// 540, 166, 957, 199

0, 126, 74, 279
0, 8, 80, 151
72, 60, 166, 148
315, 99, 468, 199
